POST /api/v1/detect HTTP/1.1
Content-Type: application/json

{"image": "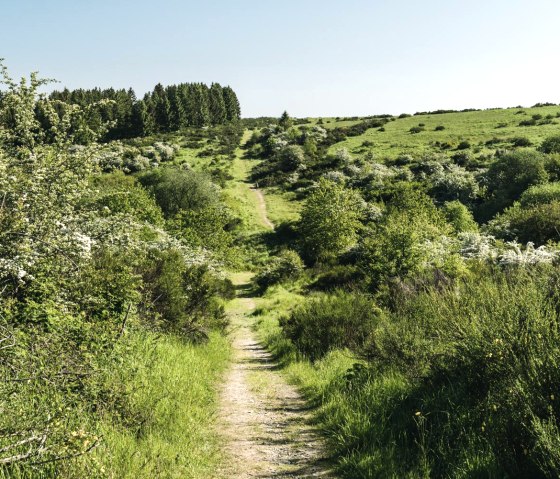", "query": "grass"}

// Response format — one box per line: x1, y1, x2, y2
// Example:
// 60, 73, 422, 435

90, 330, 231, 479
261, 187, 302, 225
326, 105, 560, 159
